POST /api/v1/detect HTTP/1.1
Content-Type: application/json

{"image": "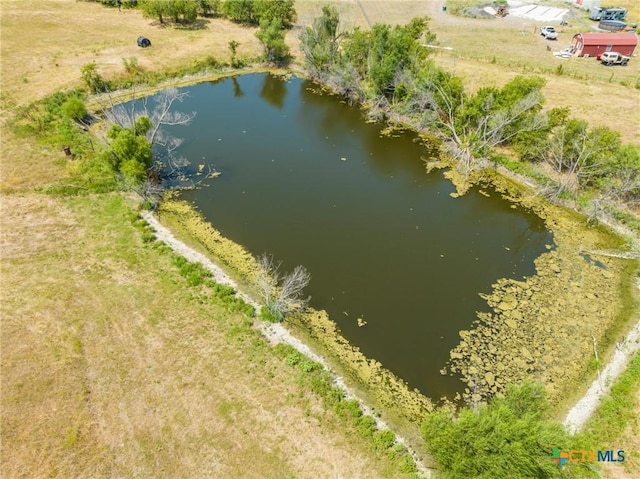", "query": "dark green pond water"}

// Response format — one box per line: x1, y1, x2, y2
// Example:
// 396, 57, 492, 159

157, 73, 552, 399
